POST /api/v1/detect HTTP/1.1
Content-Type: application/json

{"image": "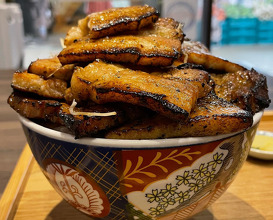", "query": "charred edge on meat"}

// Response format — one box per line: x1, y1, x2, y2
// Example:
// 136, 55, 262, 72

61, 47, 180, 59
177, 63, 205, 70
190, 111, 253, 124
92, 10, 160, 32
96, 87, 189, 116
